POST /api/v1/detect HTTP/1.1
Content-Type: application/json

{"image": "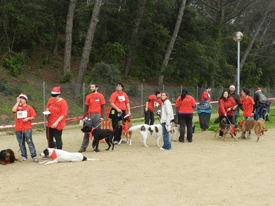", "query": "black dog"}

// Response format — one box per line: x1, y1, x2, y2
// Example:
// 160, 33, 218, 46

0, 149, 18, 165
91, 128, 114, 152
